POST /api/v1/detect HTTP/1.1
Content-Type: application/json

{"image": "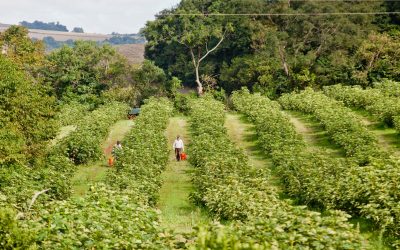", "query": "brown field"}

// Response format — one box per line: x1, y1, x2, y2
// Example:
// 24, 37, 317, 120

115, 44, 145, 64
